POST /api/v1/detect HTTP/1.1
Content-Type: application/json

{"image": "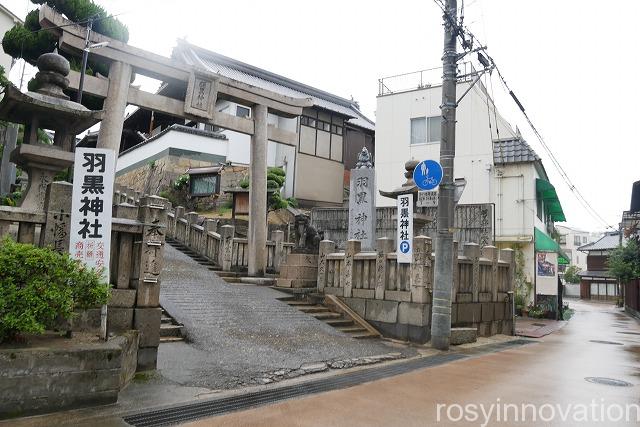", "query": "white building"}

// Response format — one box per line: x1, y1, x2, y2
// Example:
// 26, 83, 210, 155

375, 66, 568, 303
0, 4, 22, 78
556, 225, 602, 271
